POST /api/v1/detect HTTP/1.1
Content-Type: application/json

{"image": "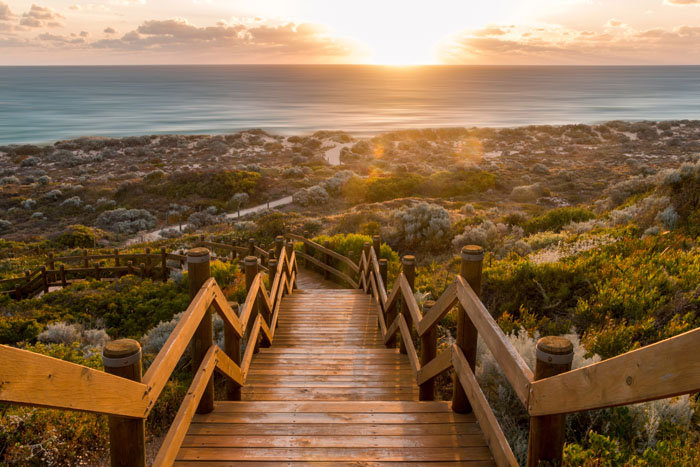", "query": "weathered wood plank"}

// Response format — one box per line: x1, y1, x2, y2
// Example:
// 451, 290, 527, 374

529, 327, 700, 416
